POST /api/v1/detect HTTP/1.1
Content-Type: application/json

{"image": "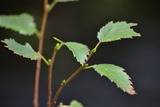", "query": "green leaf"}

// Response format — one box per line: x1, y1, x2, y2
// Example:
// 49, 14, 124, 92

2, 39, 41, 60
58, 100, 84, 107
64, 42, 90, 65
0, 13, 36, 35
97, 21, 141, 42
70, 100, 83, 107
55, 0, 78, 3
93, 64, 136, 95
